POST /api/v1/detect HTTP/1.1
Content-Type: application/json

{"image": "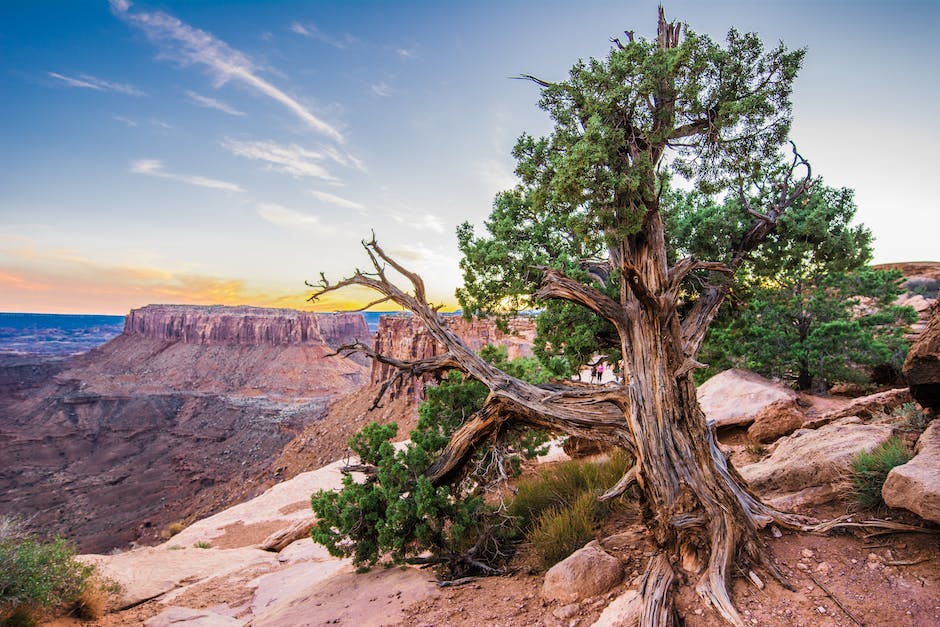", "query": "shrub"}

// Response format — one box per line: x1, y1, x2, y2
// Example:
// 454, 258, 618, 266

527, 492, 598, 568
0, 527, 94, 625
310, 348, 552, 579
193, 541, 211, 549
509, 450, 632, 568
850, 437, 913, 509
